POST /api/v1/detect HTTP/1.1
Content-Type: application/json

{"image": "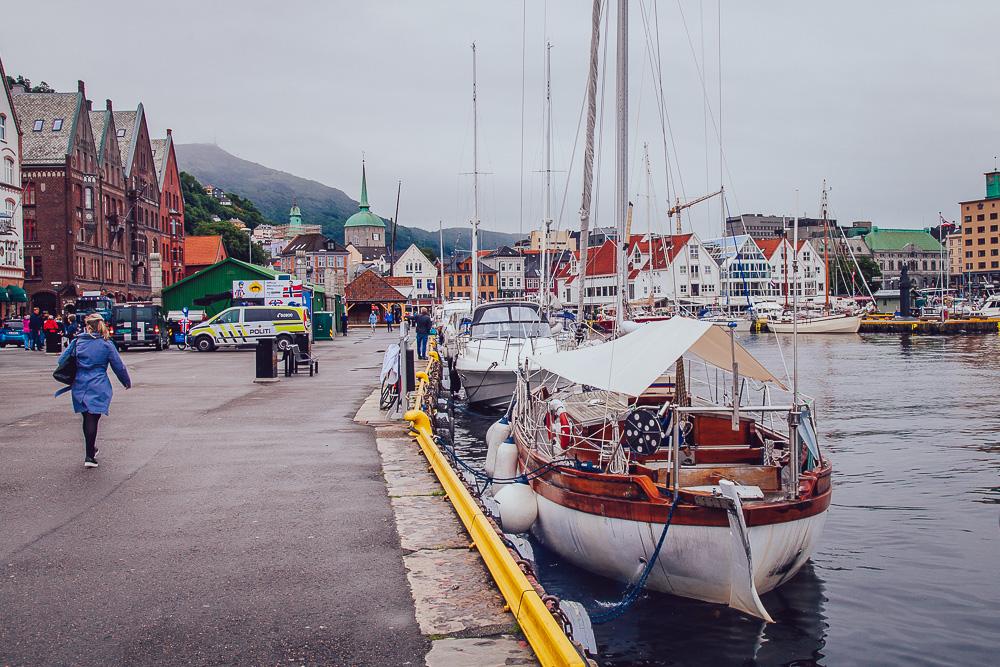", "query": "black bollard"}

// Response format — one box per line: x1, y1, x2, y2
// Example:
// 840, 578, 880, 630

253, 337, 279, 383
